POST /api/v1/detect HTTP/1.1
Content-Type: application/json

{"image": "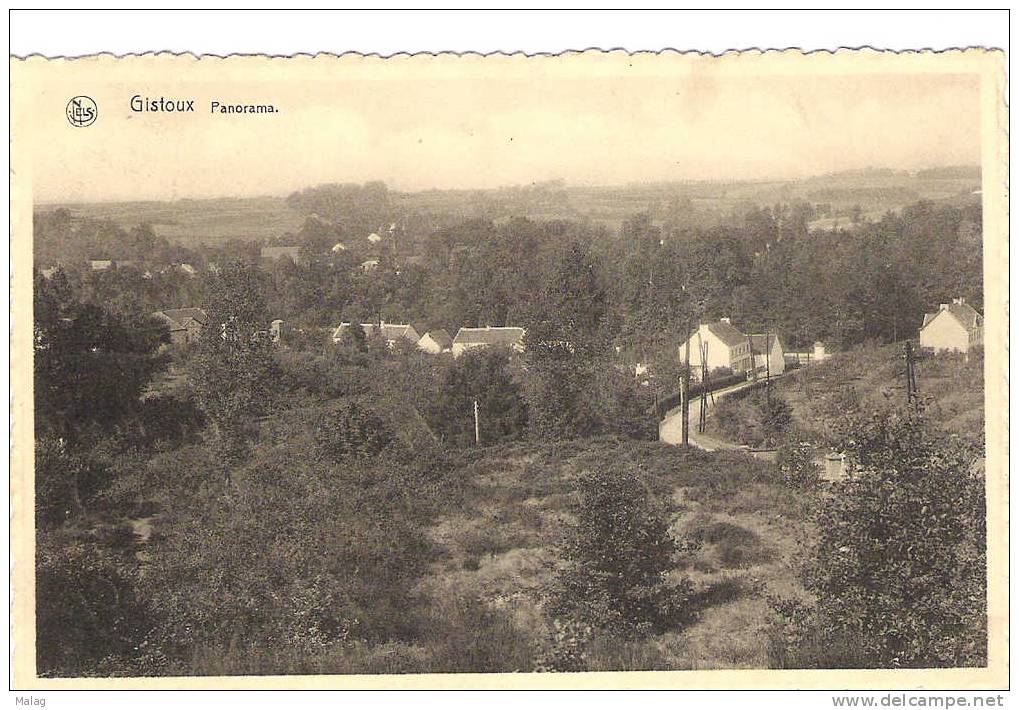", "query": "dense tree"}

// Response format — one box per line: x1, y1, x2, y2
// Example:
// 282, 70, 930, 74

429, 348, 527, 447
186, 262, 281, 478
33, 271, 169, 444
547, 465, 690, 635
